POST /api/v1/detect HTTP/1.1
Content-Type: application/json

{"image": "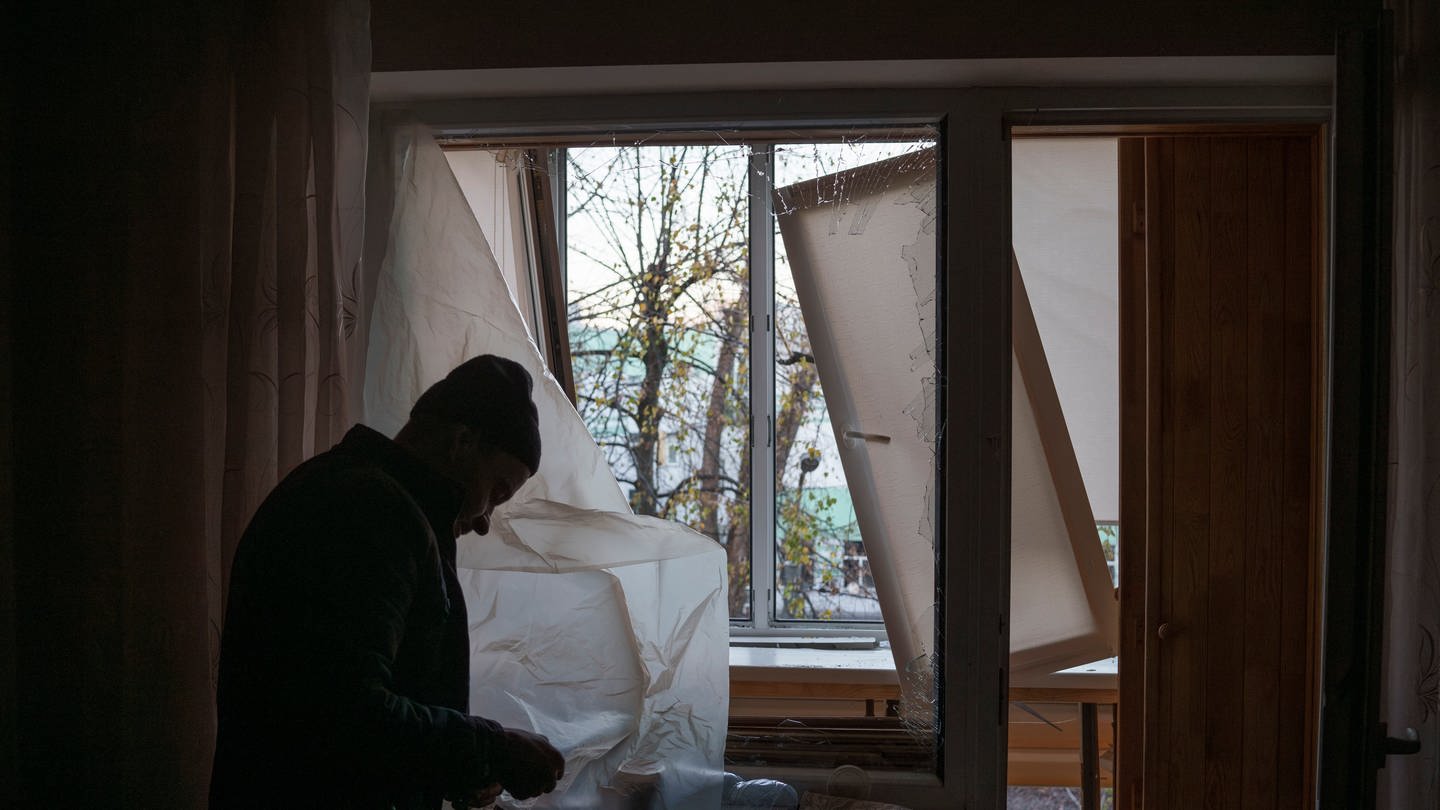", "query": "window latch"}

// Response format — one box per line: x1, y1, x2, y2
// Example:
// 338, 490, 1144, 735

842, 429, 891, 445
